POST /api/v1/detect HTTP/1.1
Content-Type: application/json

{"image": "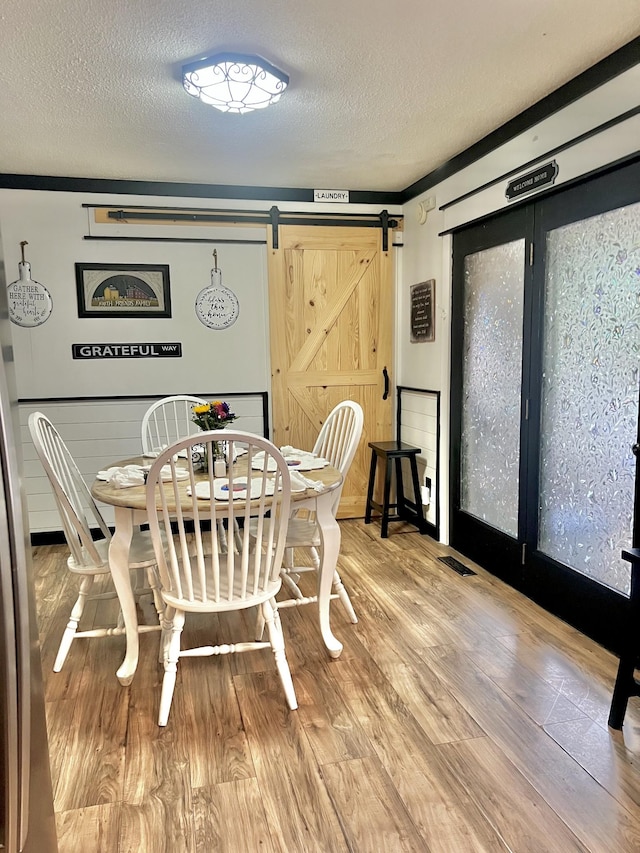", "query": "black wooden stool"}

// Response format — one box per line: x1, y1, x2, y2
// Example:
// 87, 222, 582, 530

365, 441, 426, 538
608, 547, 640, 729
